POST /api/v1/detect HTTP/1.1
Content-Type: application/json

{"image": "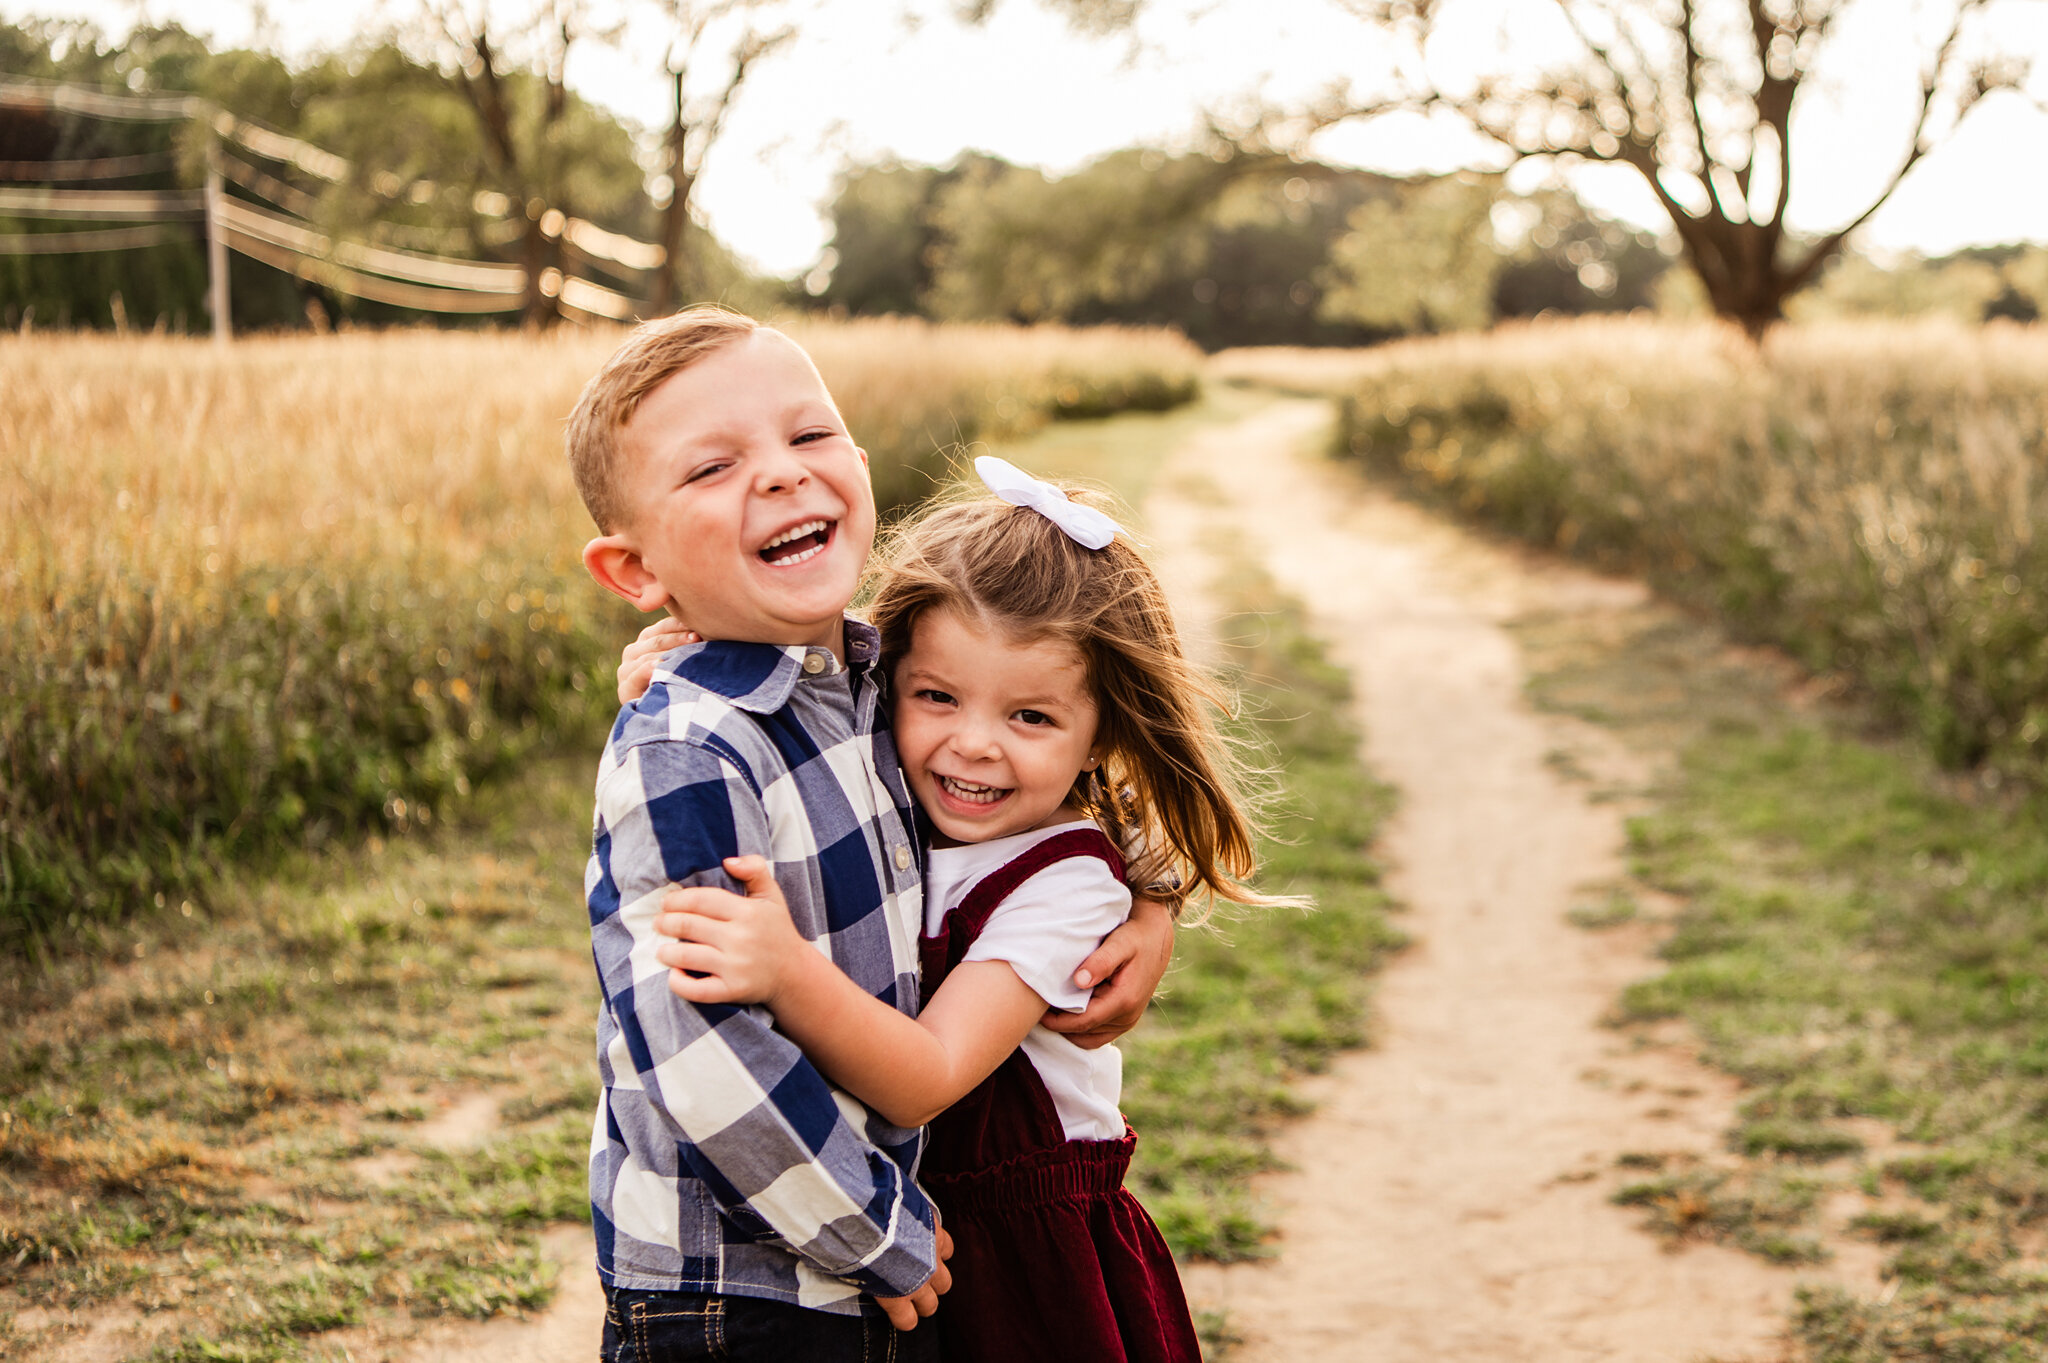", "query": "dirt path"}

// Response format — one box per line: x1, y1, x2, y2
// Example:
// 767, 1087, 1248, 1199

1153, 397, 1879, 1362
